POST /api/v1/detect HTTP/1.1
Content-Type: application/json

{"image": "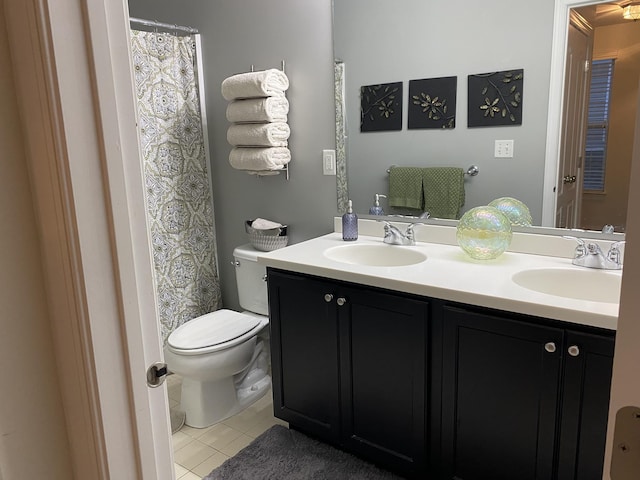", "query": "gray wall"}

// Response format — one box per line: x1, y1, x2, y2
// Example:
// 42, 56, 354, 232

334, 0, 556, 222
128, 0, 338, 309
